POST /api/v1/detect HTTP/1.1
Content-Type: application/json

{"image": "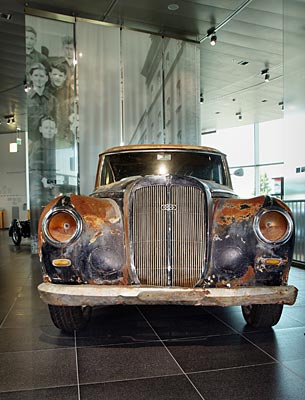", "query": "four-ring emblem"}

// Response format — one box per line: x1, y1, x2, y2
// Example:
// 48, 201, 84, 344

161, 204, 177, 211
